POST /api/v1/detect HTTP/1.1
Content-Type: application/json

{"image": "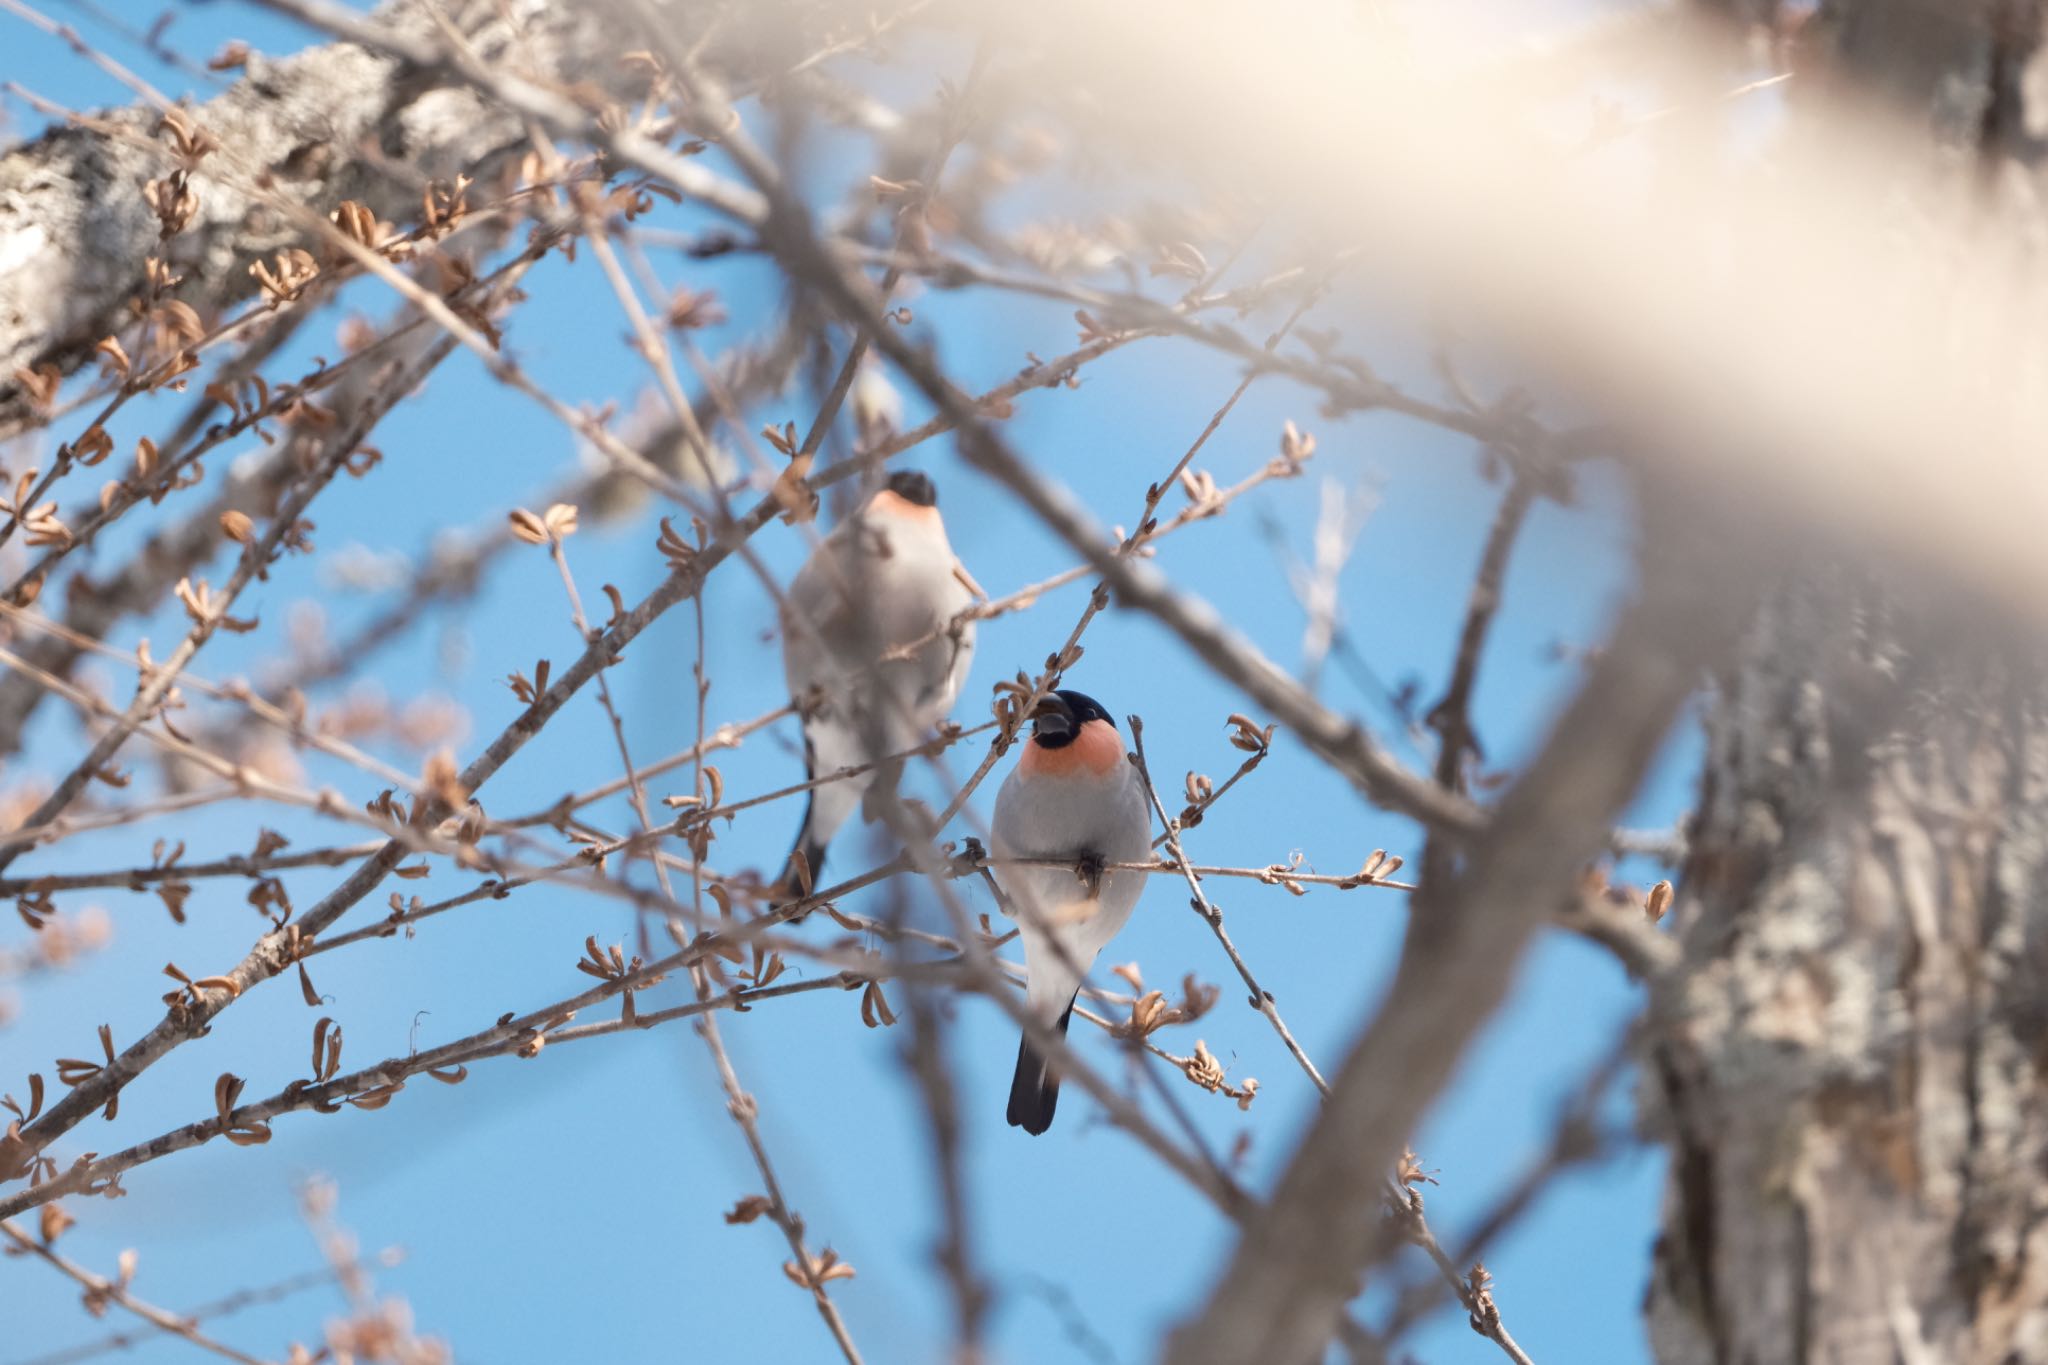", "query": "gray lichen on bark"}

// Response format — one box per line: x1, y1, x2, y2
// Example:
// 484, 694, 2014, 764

0, 0, 604, 423
1637, 7, 2048, 1359
1643, 565, 2048, 1364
